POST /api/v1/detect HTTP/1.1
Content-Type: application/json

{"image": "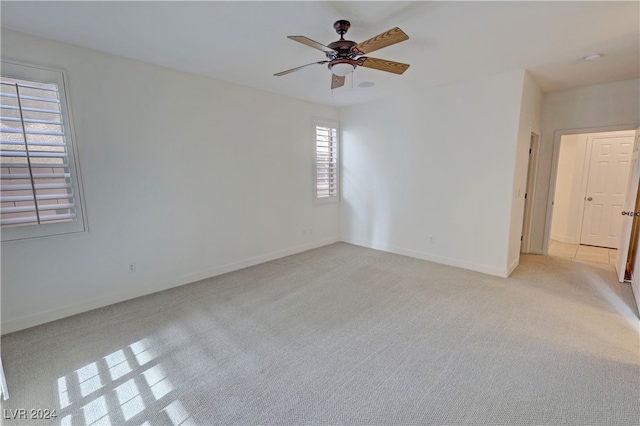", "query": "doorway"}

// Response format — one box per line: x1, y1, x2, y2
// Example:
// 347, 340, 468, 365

547, 129, 636, 264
